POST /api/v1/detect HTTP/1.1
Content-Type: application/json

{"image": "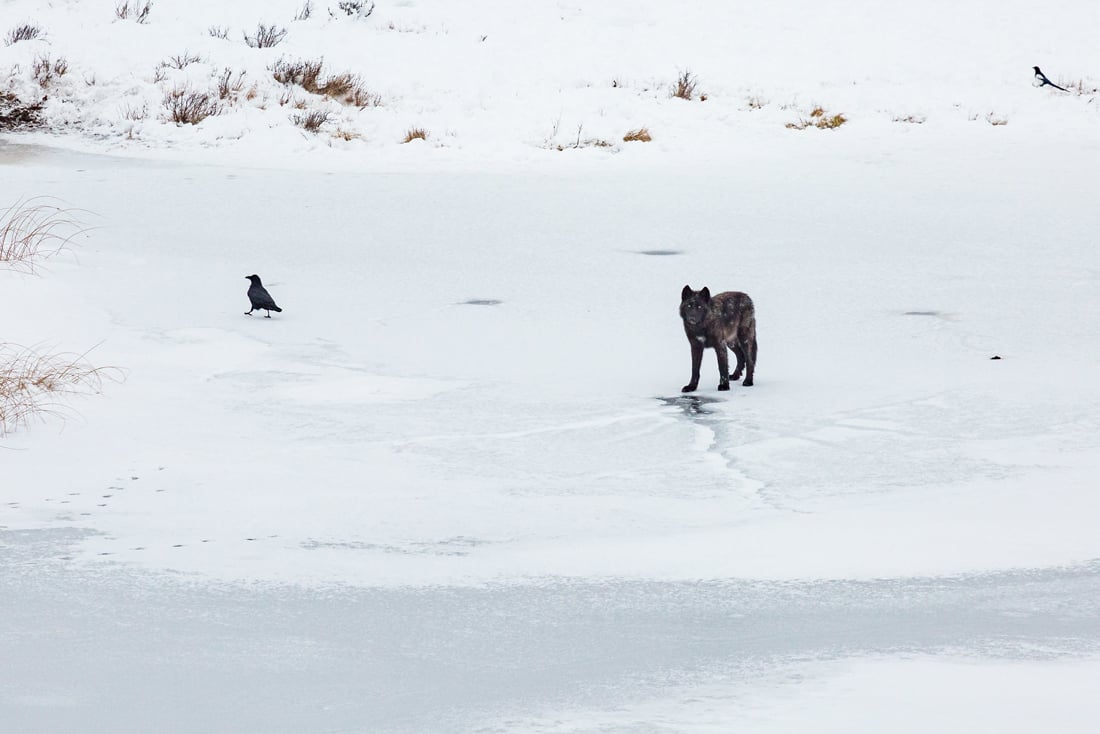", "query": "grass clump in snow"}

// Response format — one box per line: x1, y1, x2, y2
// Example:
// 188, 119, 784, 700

293, 109, 330, 132
671, 70, 698, 100
0, 199, 83, 273
787, 106, 848, 130
623, 127, 651, 142
332, 1, 375, 18
216, 68, 248, 101
32, 54, 68, 88
162, 86, 220, 125
0, 344, 116, 436
294, 2, 315, 21
161, 52, 203, 70
115, 1, 152, 24
244, 23, 288, 48
4, 23, 41, 46
271, 57, 380, 107
208, 25, 229, 40
401, 127, 428, 143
